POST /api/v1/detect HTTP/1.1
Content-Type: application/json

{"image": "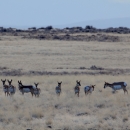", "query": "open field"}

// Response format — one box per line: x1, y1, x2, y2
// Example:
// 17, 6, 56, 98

0, 34, 130, 129
1, 35, 130, 76
0, 75, 130, 130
